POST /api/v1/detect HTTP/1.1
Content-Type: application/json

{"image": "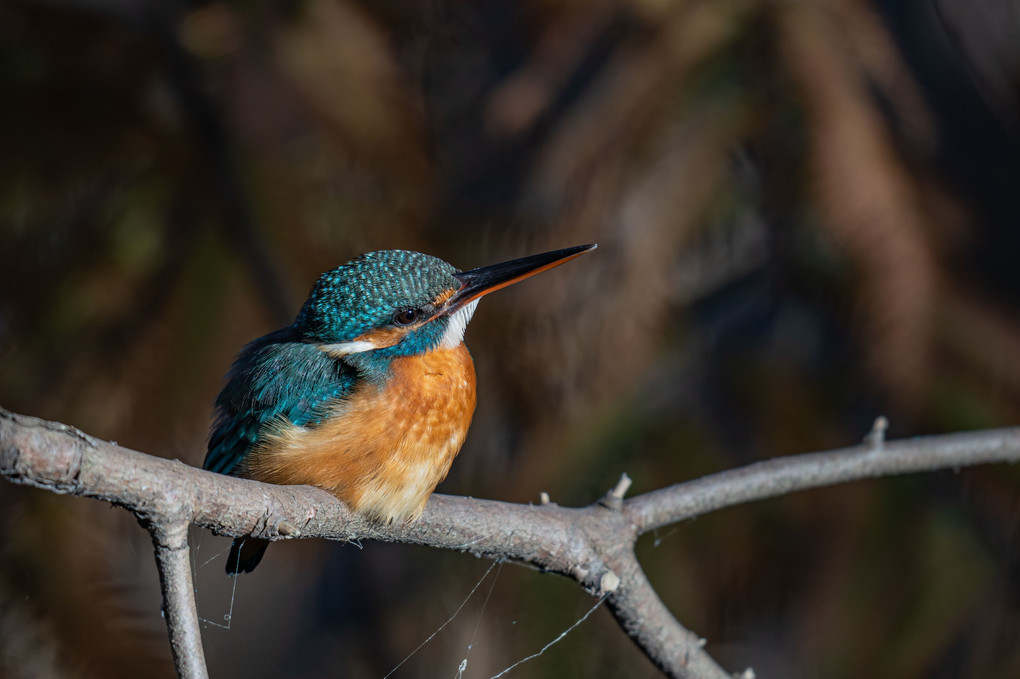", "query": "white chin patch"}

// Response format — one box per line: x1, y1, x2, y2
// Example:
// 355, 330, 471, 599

440, 300, 479, 349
